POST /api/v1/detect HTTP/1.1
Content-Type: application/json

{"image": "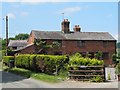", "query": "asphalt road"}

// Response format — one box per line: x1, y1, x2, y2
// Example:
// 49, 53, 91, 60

2, 71, 55, 88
